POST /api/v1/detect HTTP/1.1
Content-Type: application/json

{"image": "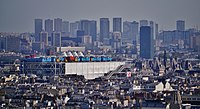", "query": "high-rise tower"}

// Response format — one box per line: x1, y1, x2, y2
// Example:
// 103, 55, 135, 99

100, 18, 110, 44
123, 21, 139, 44
70, 21, 79, 37
90, 20, 97, 42
34, 19, 43, 42
176, 20, 185, 31
140, 20, 148, 27
51, 32, 61, 47
113, 17, 122, 33
62, 21, 69, 33
140, 26, 154, 59
79, 20, 97, 42
40, 31, 48, 46
54, 18, 62, 32
45, 19, 53, 36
